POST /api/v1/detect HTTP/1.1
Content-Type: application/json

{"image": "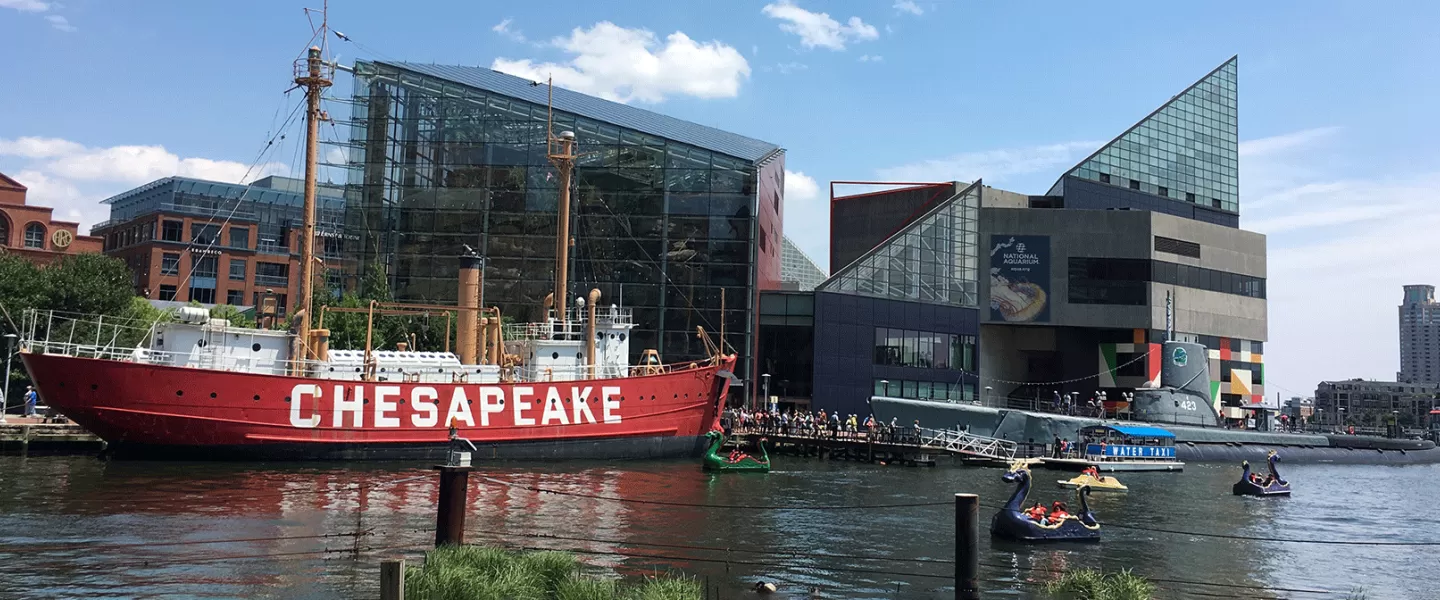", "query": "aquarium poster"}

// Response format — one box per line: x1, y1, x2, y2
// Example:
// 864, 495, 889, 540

988, 235, 1051, 323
